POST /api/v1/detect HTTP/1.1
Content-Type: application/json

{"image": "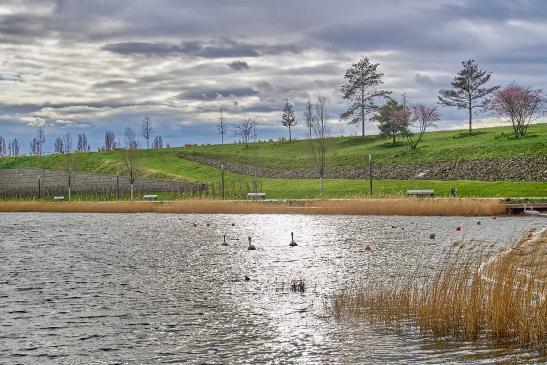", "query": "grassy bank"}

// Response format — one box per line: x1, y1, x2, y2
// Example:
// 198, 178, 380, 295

332, 229, 547, 352
0, 198, 505, 216
1, 124, 545, 199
